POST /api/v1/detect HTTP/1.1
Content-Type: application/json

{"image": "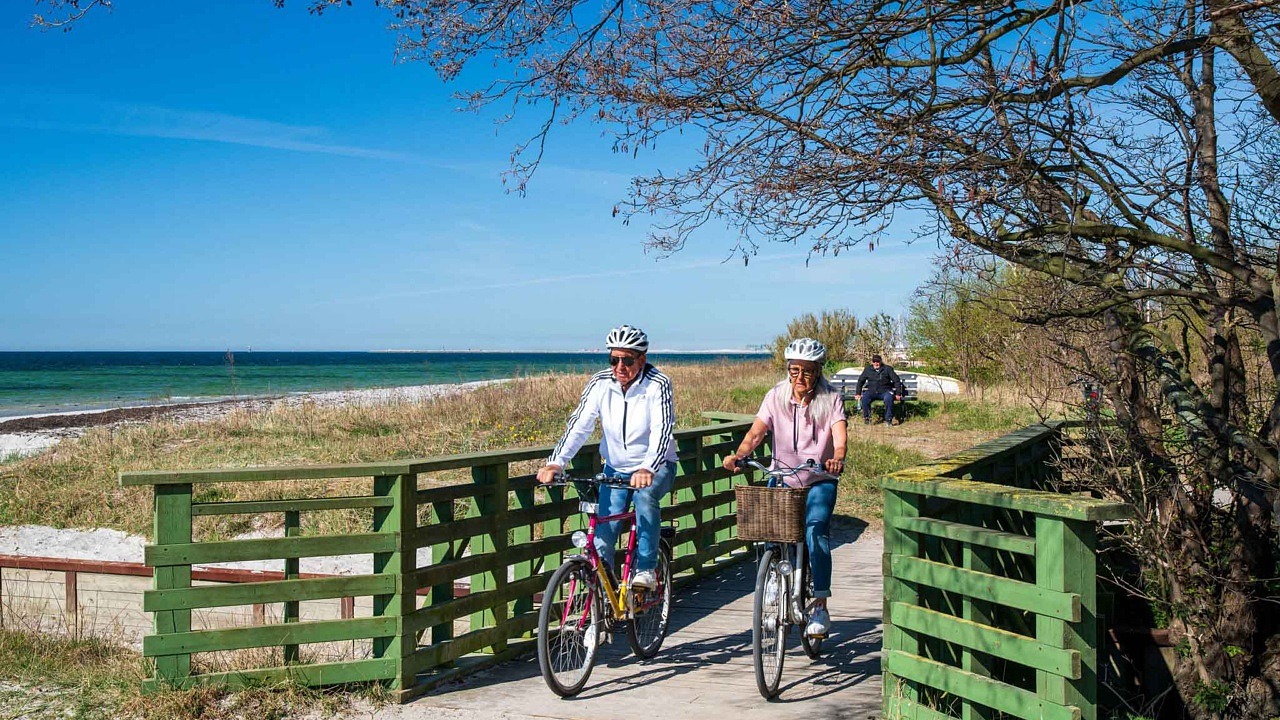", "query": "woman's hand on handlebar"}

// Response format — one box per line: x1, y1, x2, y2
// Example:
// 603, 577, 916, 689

824, 457, 845, 475
536, 464, 563, 485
